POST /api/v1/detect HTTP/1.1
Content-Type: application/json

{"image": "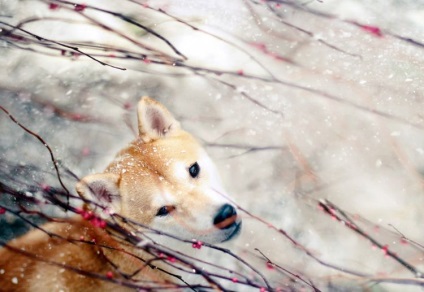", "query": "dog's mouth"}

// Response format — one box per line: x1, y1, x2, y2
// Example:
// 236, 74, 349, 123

221, 221, 242, 242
